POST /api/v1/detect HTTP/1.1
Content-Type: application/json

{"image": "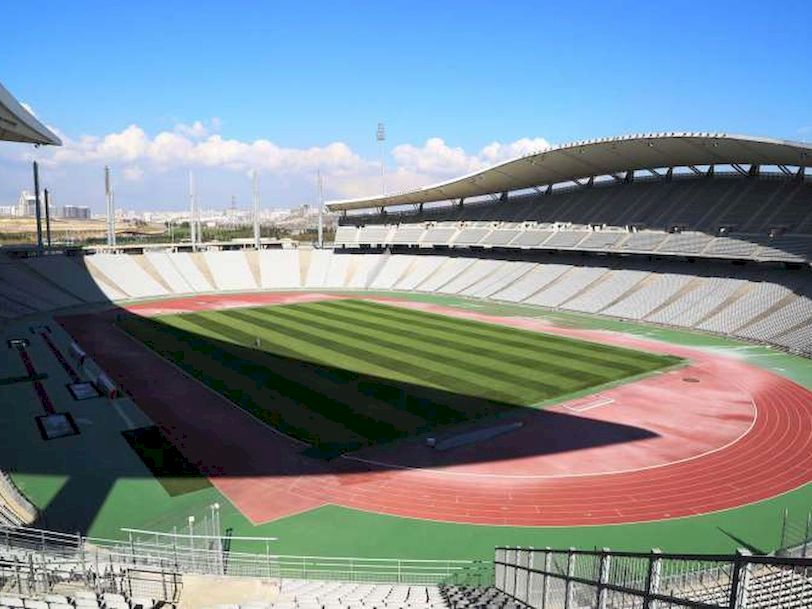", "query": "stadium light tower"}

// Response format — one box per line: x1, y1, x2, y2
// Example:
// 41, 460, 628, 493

188, 170, 196, 251
252, 169, 261, 250
104, 166, 116, 248
376, 122, 386, 195
317, 169, 324, 248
